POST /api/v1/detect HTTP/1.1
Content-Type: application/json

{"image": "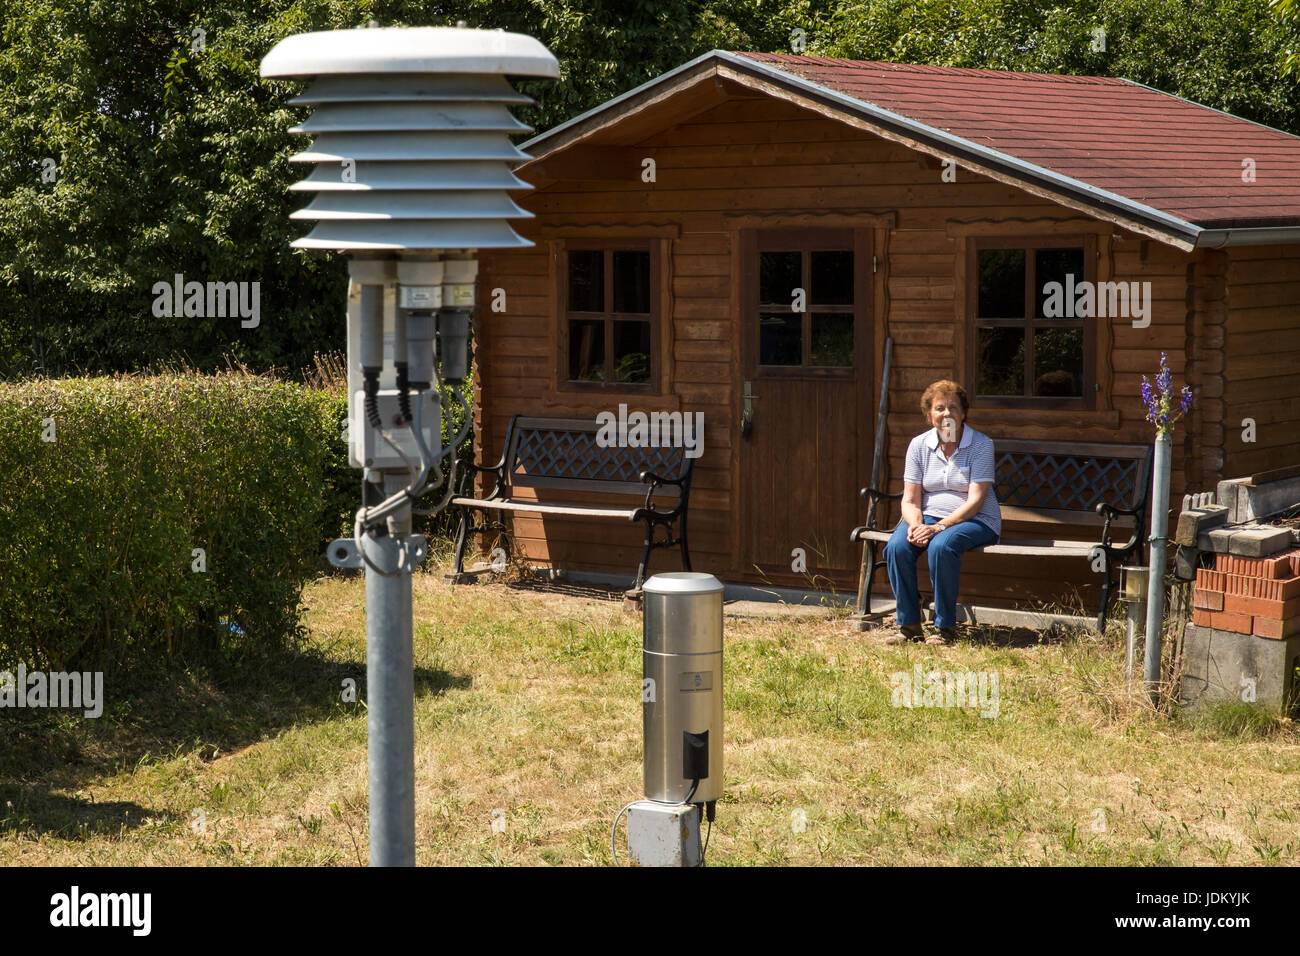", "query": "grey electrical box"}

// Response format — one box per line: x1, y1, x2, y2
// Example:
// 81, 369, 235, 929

354, 388, 439, 470
626, 801, 702, 867
643, 572, 724, 804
